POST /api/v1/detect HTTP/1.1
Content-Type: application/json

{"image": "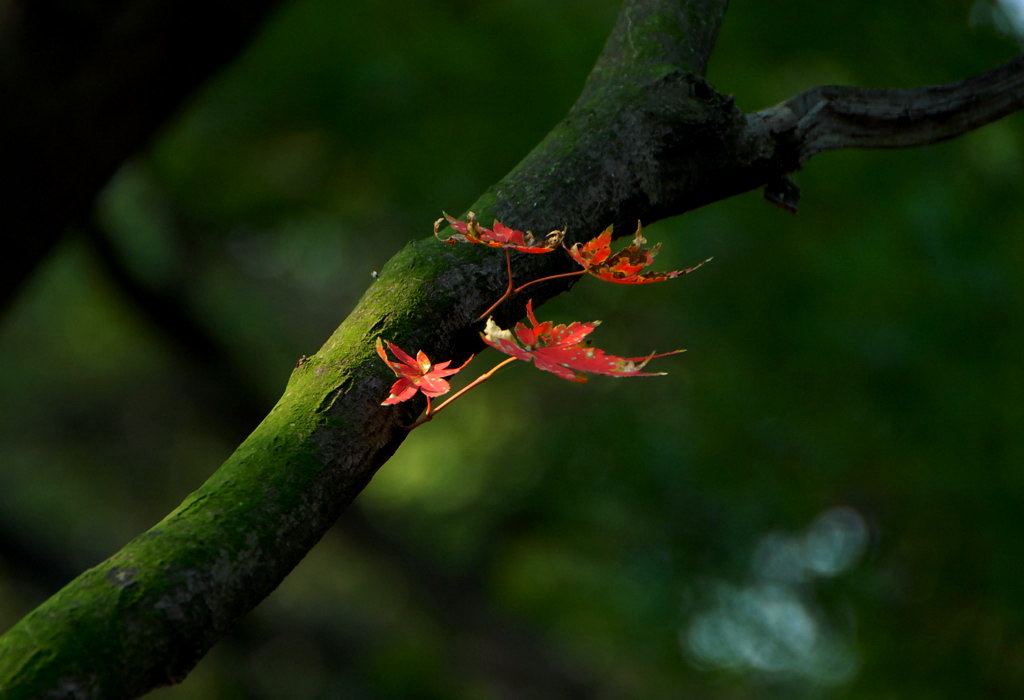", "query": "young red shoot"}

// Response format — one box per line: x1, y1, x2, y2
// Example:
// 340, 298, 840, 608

377, 338, 520, 430
376, 338, 473, 415
481, 299, 683, 382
